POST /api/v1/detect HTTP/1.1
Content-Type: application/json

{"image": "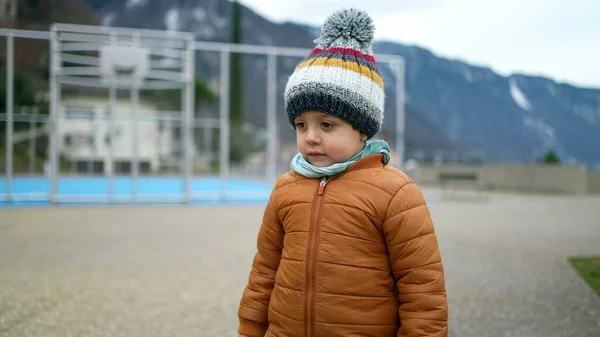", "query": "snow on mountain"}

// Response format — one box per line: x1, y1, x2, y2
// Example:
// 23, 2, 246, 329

126, 0, 146, 10
509, 77, 531, 111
